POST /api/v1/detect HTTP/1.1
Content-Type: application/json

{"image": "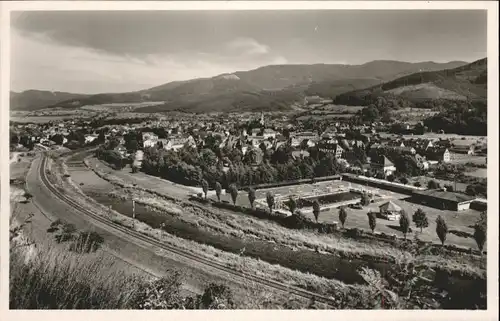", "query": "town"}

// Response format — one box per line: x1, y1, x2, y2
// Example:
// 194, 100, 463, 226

7, 7, 493, 313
